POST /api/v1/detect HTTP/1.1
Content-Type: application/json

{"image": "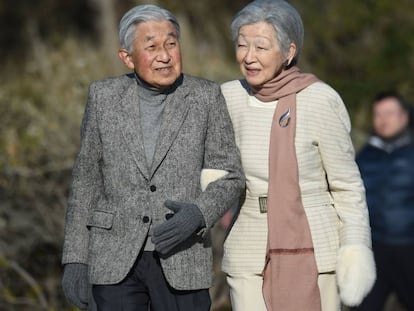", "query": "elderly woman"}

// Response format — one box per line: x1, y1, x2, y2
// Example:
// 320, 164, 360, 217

221, 1, 376, 310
